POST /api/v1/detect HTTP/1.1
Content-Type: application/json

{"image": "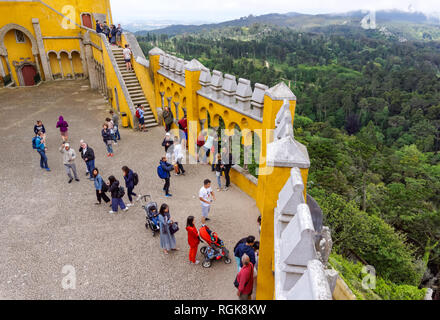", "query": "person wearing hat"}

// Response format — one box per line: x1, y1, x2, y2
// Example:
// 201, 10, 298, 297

59, 142, 79, 183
